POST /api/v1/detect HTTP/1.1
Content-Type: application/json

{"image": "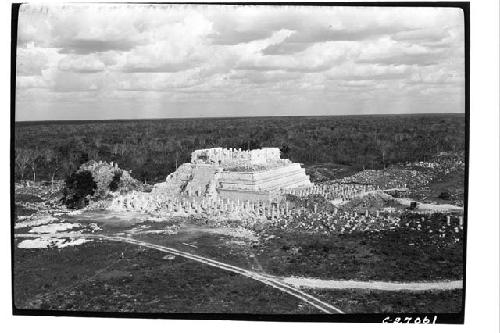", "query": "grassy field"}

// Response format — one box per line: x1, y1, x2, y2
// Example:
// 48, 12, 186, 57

14, 234, 462, 314
14, 240, 316, 314
254, 229, 463, 282
127, 218, 463, 282
309, 289, 463, 313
